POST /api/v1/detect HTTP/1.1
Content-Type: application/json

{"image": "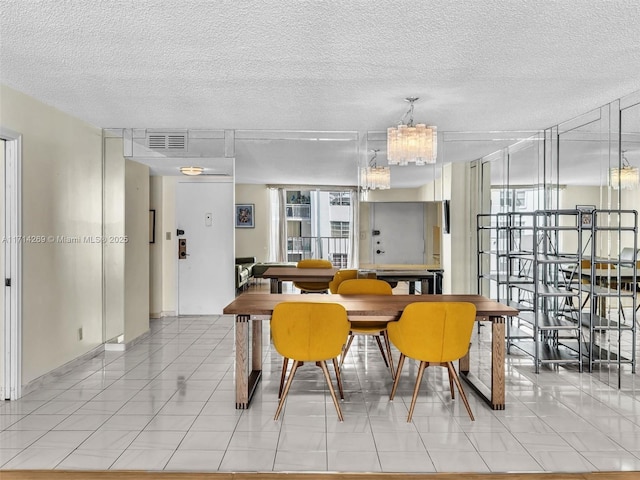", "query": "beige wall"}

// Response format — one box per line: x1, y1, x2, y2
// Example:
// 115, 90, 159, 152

104, 137, 125, 341
560, 185, 640, 257
1, 85, 103, 385
124, 160, 150, 342
235, 184, 270, 261
161, 177, 177, 314
149, 176, 162, 318
104, 138, 150, 344
442, 162, 473, 294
